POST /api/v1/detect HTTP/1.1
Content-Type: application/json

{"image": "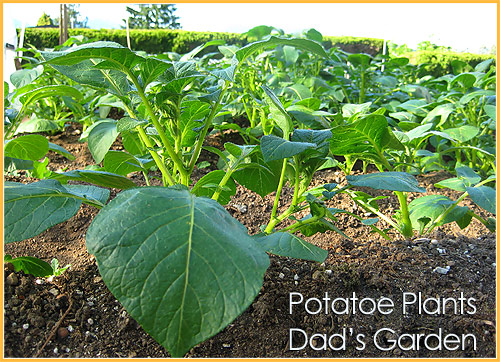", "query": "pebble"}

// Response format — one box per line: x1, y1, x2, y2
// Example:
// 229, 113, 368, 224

293, 274, 299, 281
447, 261, 455, 267
413, 246, 423, 253
325, 269, 333, 276
415, 238, 430, 243
93, 276, 102, 283
22, 323, 29, 330
278, 272, 285, 279
437, 248, 446, 254
35, 278, 45, 285
87, 318, 94, 325
433, 266, 450, 275
430, 239, 439, 246
48, 288, 59, 296
67, 325, 74, 332
57, 327, 69, 339
53, 347, 58, 354
282, 267, 291, 274
234, 204, 248, 213
312, 270, 322, 280
6, 274, 19, 286
223, 344, 231, 348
